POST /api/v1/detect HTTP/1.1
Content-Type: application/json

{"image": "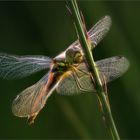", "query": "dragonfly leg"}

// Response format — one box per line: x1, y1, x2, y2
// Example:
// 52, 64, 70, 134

102, 74, 109, 104
72, 66, 97, 92
72, 68, 94, 93
72, 65, 90, 75
99, 72, 110, 105
27, 112, 38, 125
